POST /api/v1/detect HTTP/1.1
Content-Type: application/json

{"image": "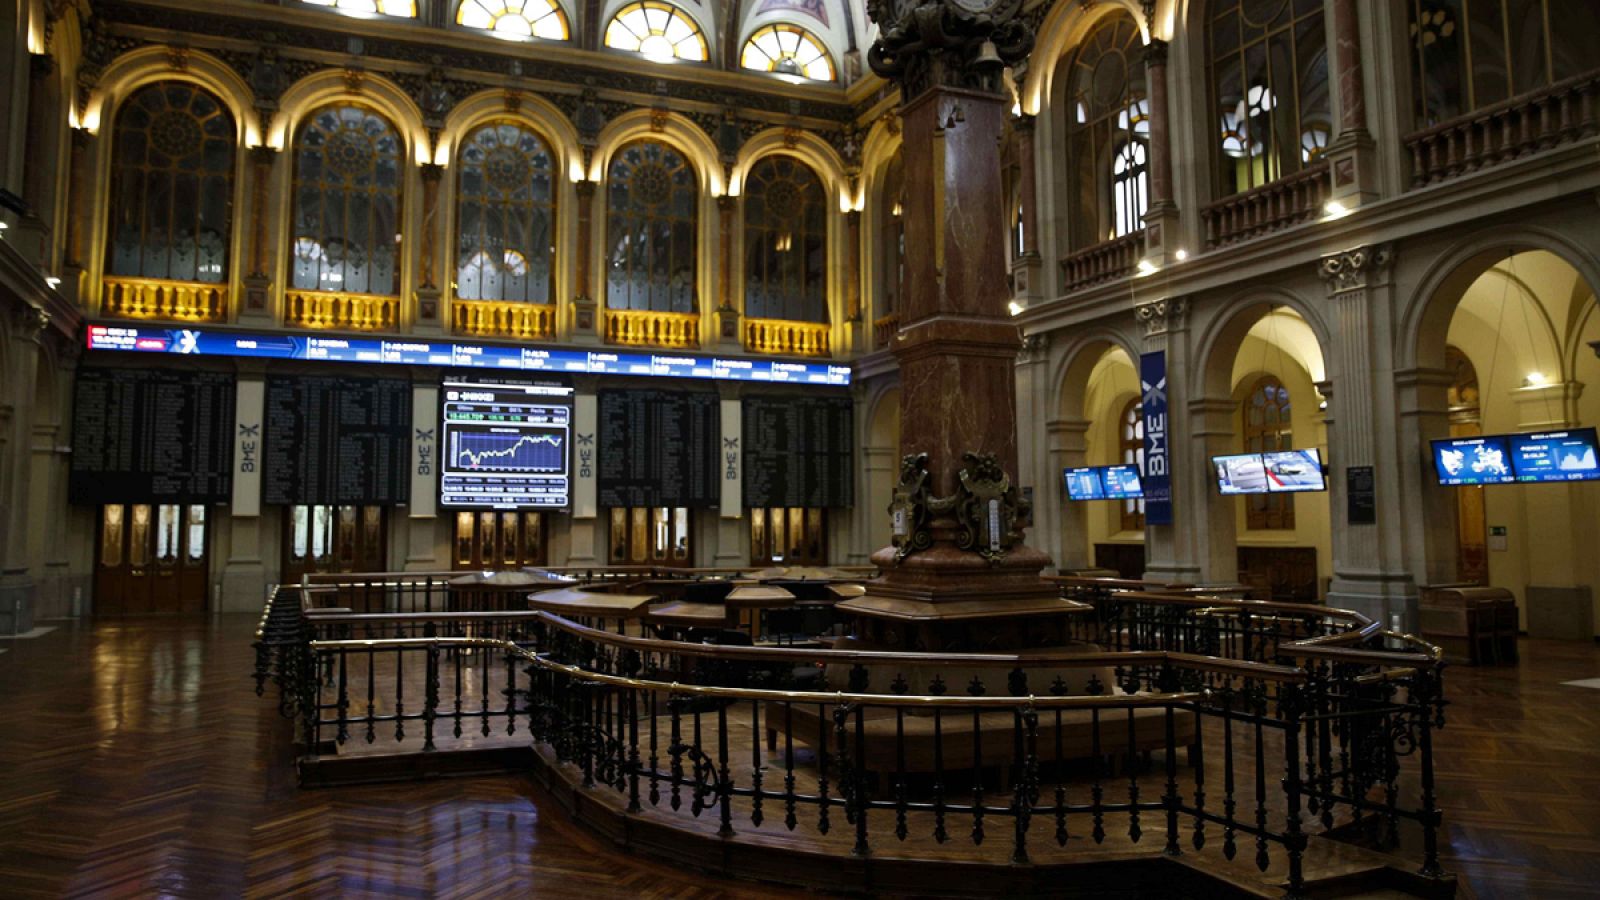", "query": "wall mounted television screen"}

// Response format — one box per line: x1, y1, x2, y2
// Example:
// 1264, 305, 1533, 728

1431, 435, 1516, 486
439, 375, 574, 510
1100, 464, 1144, 499
1214, 454, 1269, 495
1063, 467, 1105, 500
1510, 427, 1600, 483
1262, 448, 1327, 493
